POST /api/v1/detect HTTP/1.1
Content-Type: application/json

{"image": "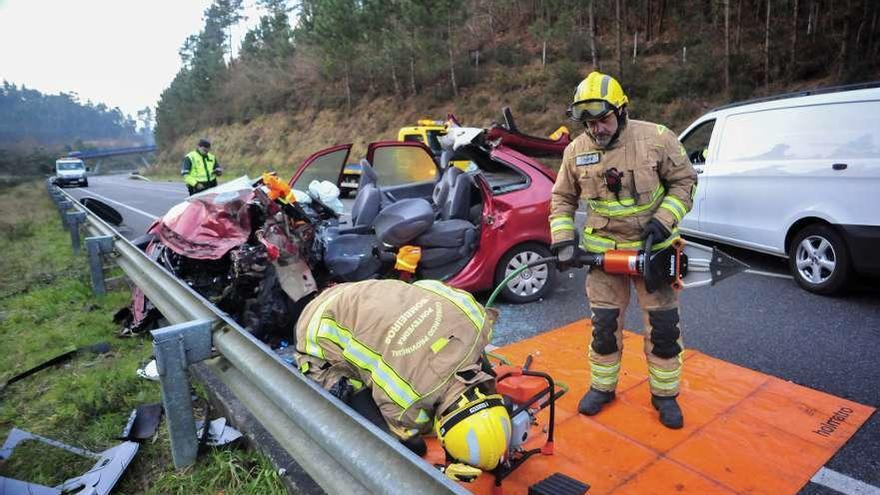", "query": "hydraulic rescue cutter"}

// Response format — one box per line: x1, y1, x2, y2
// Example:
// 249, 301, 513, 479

575, 235, 750, 293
